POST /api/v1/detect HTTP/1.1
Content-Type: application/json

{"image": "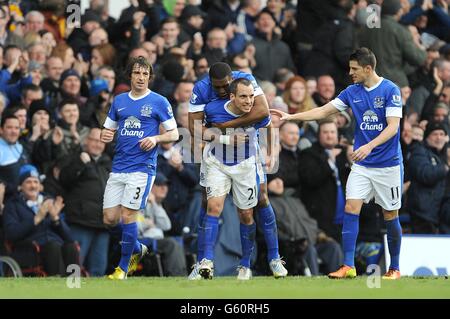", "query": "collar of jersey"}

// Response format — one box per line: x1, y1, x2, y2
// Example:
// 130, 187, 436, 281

363, 77, 384, 92
224, 101, 242, 118
128, 89, 151, 101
